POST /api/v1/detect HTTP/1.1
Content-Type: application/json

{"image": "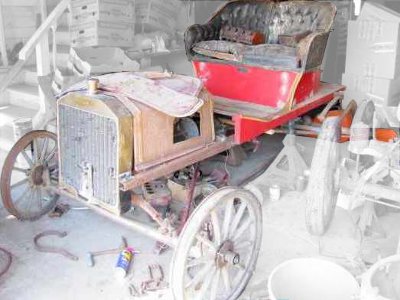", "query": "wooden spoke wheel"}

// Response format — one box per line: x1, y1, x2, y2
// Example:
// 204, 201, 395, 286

305, 117, 341, 236
170, 187, 262, 300
1, 130, 59, 220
